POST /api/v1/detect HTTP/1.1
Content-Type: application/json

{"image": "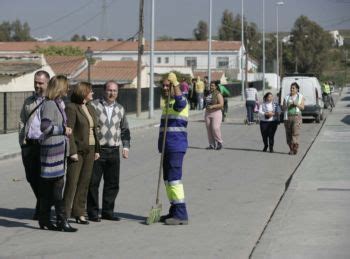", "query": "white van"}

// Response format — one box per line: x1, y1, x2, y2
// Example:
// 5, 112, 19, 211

279, 74, 324, 123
